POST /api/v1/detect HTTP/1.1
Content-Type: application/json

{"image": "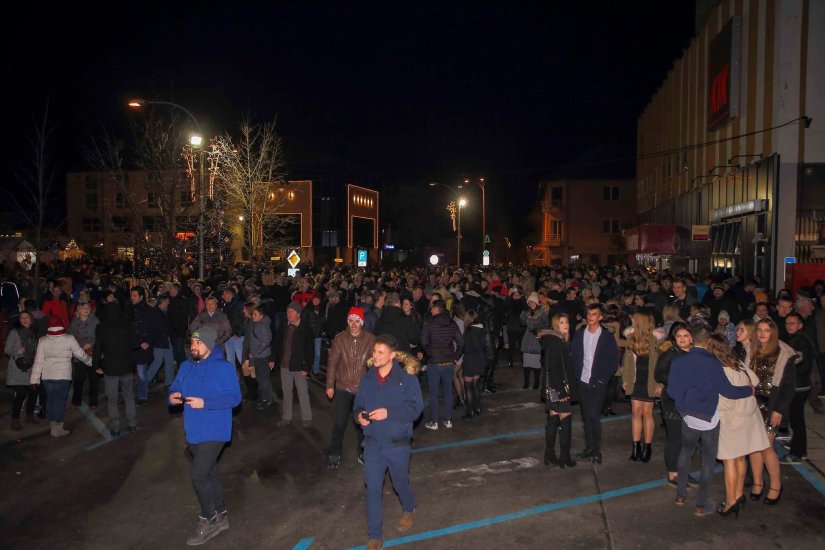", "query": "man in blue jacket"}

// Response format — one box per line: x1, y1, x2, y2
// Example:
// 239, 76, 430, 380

668, 324, 753, 516
570, 303, 619, 463
354, 334, 424, 550
169, 326, 241, 546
